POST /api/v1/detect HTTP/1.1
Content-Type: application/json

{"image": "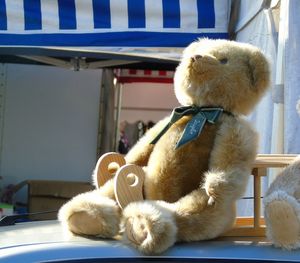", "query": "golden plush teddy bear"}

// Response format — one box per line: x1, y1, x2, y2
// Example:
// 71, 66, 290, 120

264, 156, 300, 250
59, 39, 270, 254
